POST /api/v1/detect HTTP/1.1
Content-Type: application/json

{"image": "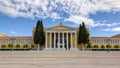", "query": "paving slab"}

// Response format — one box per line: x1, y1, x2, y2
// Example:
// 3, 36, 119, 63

0, 51, 120, 68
